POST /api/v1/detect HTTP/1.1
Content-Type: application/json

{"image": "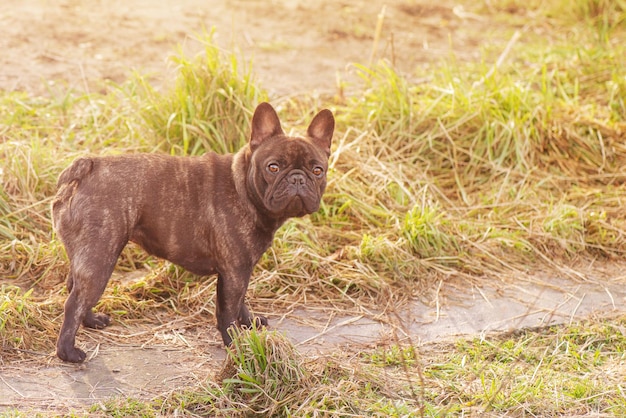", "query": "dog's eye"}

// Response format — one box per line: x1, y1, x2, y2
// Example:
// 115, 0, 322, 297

267, 163, 280, 173
312, 166, 324, 177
